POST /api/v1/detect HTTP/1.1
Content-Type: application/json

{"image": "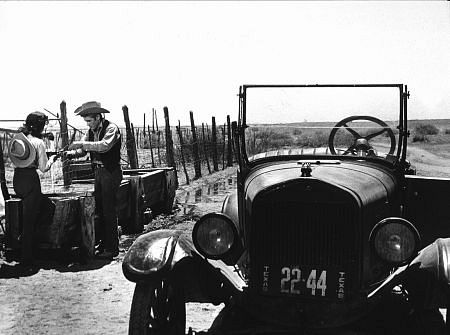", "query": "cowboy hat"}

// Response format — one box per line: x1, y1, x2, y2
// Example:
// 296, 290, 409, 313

74, 101, 110, 117
8, 132, 36, 168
